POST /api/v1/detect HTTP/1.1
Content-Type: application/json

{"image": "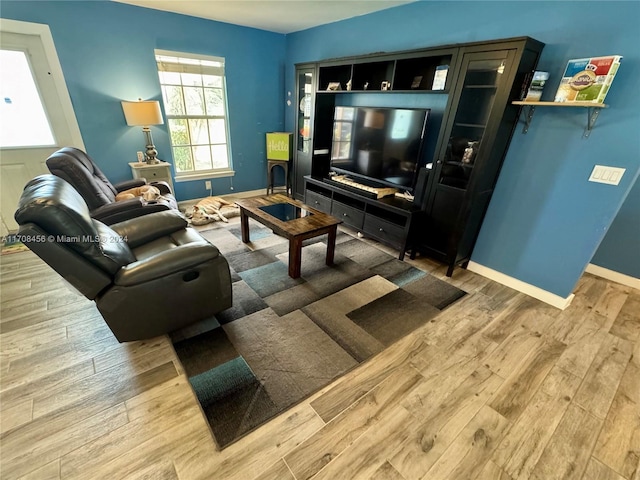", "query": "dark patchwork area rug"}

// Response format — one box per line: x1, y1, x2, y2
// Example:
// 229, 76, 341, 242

171, 219, 466, 449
